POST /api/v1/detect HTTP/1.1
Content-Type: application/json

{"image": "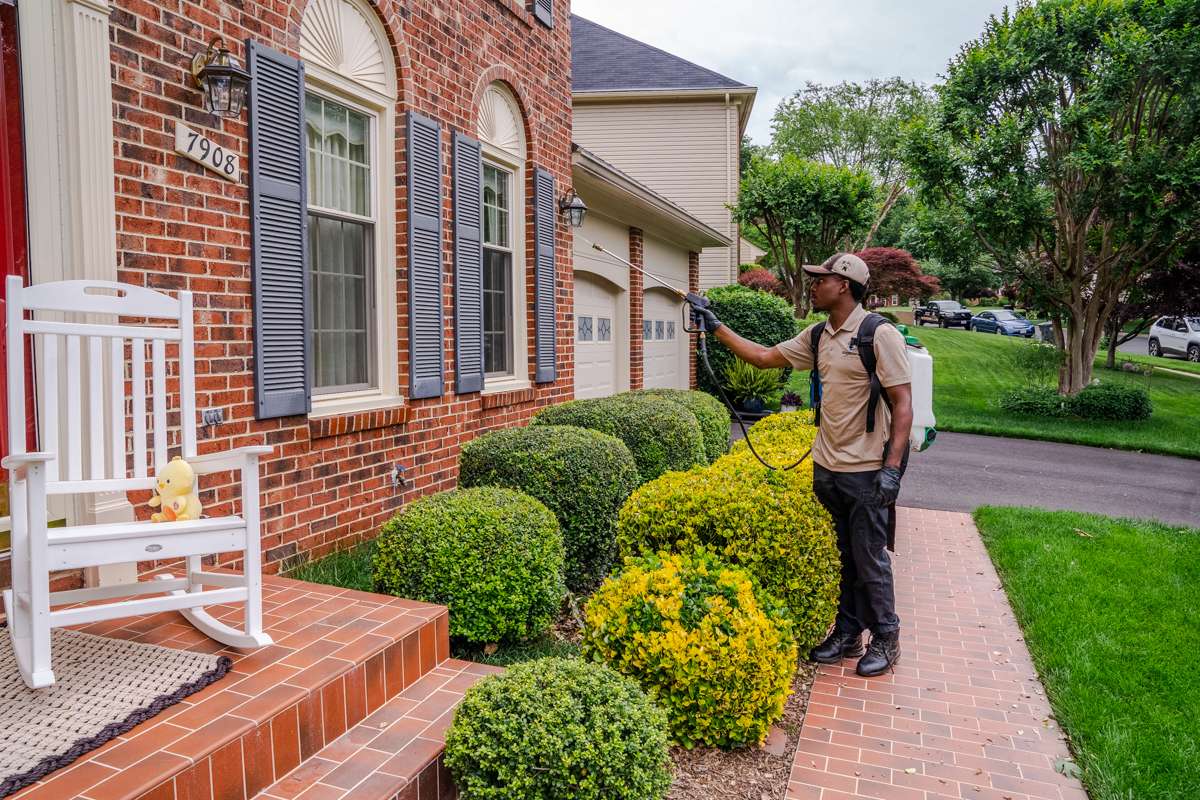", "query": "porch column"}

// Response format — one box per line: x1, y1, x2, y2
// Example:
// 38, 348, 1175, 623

629, 228, 644, 391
